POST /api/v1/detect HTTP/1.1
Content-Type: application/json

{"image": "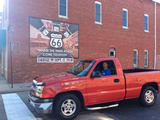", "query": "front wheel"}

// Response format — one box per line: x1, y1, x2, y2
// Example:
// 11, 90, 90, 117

53, 94, 81, 120
139, 86, 157, 107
